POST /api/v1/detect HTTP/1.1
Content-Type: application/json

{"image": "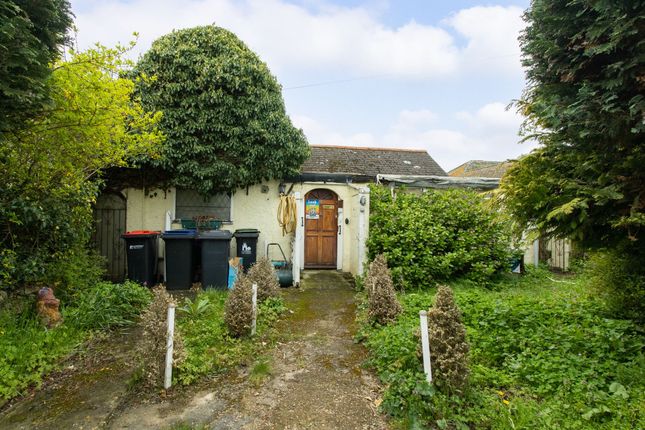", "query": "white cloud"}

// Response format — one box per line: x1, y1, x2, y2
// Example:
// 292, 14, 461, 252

445, 5, 525, 75
71, 1, 523, 79
294, 104, 535, 171
72, 0, 459, 77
